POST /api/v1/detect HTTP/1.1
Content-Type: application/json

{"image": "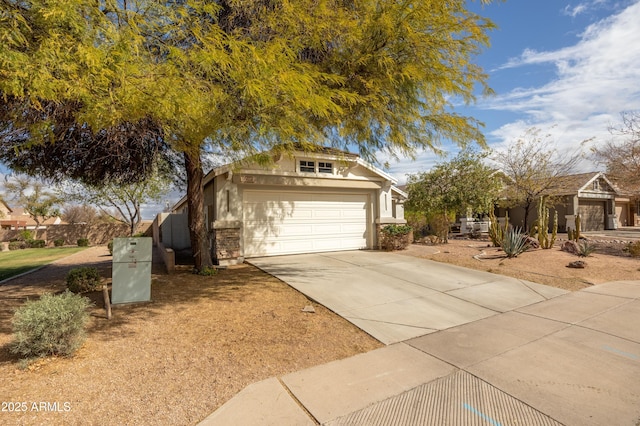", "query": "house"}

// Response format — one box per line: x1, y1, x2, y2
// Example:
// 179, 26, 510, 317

157, 147, 407, 265
609, 179, 640, 227
0, 203, 63, 230
497, 172, 621, 232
